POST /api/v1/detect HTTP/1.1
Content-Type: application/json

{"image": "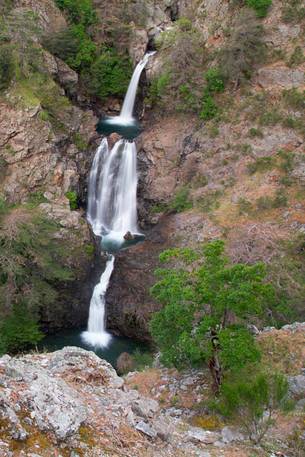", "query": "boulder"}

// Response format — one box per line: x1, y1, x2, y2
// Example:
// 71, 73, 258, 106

288, 375, 305, 399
